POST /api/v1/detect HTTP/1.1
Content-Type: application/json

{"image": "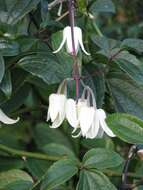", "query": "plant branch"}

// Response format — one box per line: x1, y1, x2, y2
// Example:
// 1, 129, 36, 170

0, 144, 66, 161
104, 169, 142, 180
48, 0, 66, 10
68, 0, 80, 101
